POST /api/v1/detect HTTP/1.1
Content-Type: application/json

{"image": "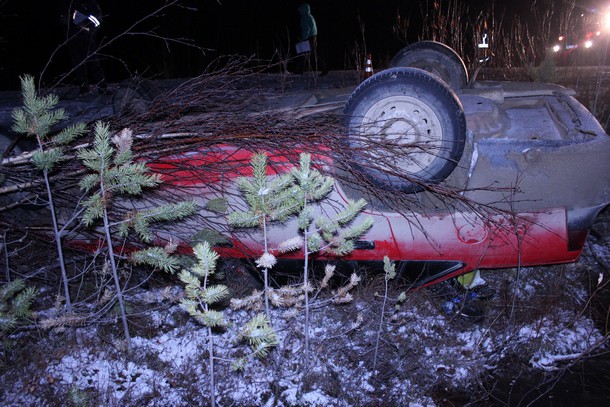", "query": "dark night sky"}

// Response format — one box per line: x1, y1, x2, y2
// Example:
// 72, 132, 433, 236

0, 0, 419, 88
0, 0, 593, 89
